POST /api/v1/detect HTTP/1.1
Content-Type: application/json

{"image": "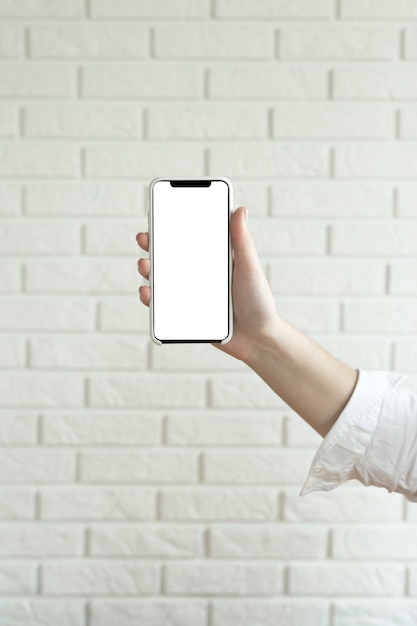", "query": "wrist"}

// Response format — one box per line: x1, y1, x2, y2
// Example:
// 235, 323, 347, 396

244, 314, 290, 370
